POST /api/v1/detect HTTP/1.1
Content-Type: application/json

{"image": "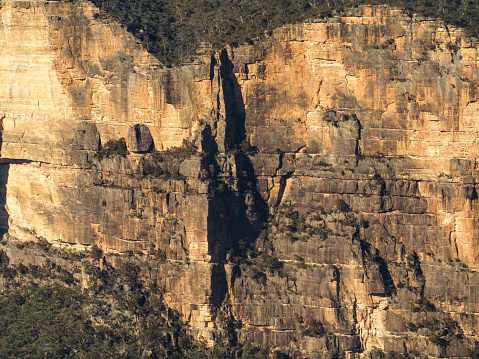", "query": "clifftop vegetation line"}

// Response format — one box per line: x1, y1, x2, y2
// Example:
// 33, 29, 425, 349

87, 0, 479, 65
